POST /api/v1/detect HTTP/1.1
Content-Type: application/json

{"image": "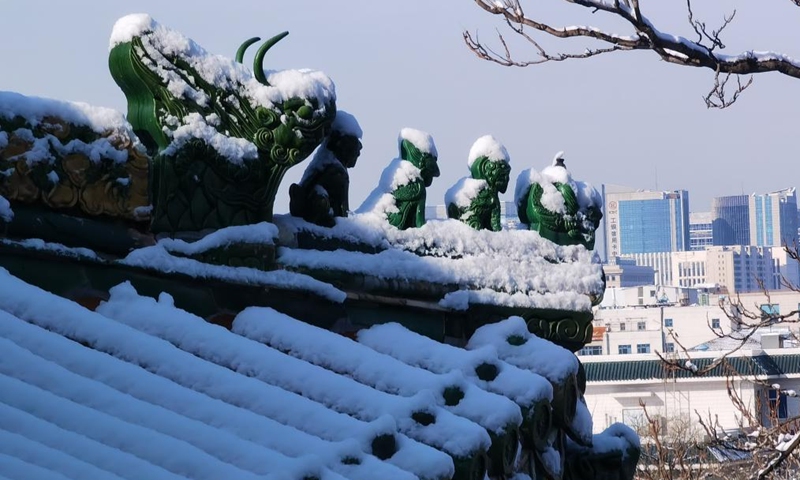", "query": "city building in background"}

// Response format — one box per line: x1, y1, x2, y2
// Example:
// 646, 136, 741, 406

749, 188, 798, 248
602, 258, 655, 289
689, 211, 713, 250
711, 194, 750, 246
603, 185, 690, 258
617, 246, 787, 294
